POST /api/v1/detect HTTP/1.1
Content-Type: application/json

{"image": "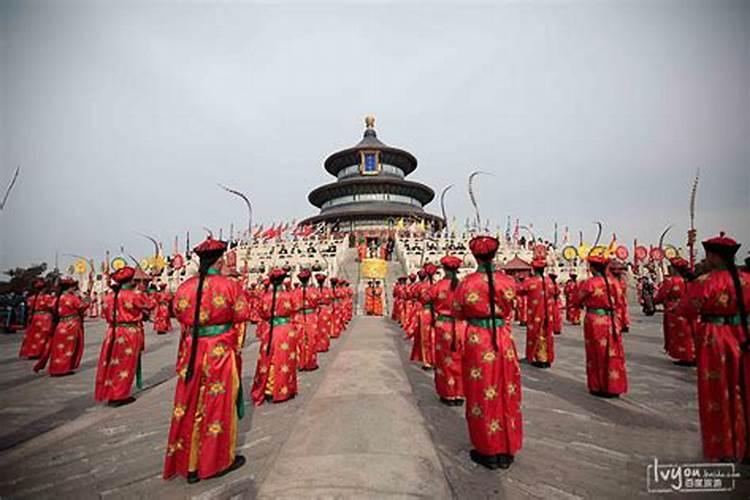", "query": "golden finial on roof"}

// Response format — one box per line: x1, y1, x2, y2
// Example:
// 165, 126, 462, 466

365, 115, 376, 129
